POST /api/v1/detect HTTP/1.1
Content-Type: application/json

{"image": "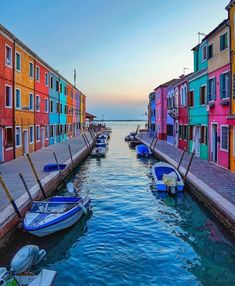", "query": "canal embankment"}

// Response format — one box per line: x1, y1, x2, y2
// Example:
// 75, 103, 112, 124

0, 131, 96, 246
137, 132, 235, 235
